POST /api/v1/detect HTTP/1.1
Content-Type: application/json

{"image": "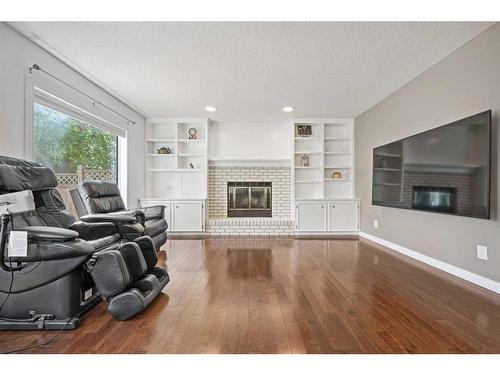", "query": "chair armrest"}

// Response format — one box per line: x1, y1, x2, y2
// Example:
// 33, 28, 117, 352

141, 205, 165, 220
69, 221, 118, 241
79, 214, 144, 241
18, 226, 79, 242
7, 236, 94, 262
110, 209, 146, 225
79, 214, 137, 224
117, 223, 145, 241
